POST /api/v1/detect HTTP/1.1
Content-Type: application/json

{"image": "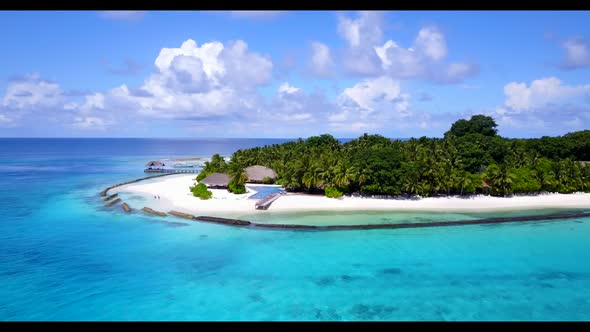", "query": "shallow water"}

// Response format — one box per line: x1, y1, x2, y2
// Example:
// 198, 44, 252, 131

0, 138, 589, 321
